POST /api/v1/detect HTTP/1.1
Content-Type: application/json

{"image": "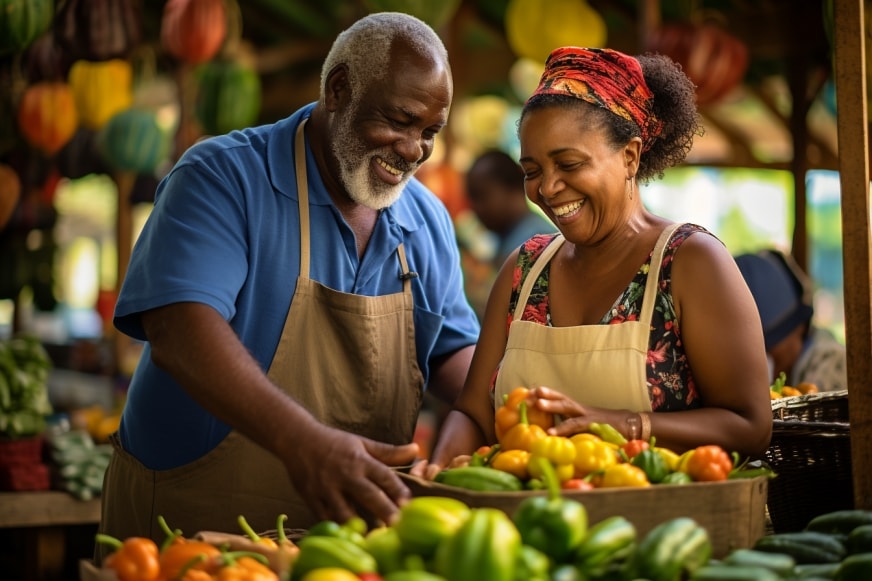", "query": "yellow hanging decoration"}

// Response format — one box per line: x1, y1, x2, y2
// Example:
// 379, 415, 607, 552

505, 0, 607, 64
